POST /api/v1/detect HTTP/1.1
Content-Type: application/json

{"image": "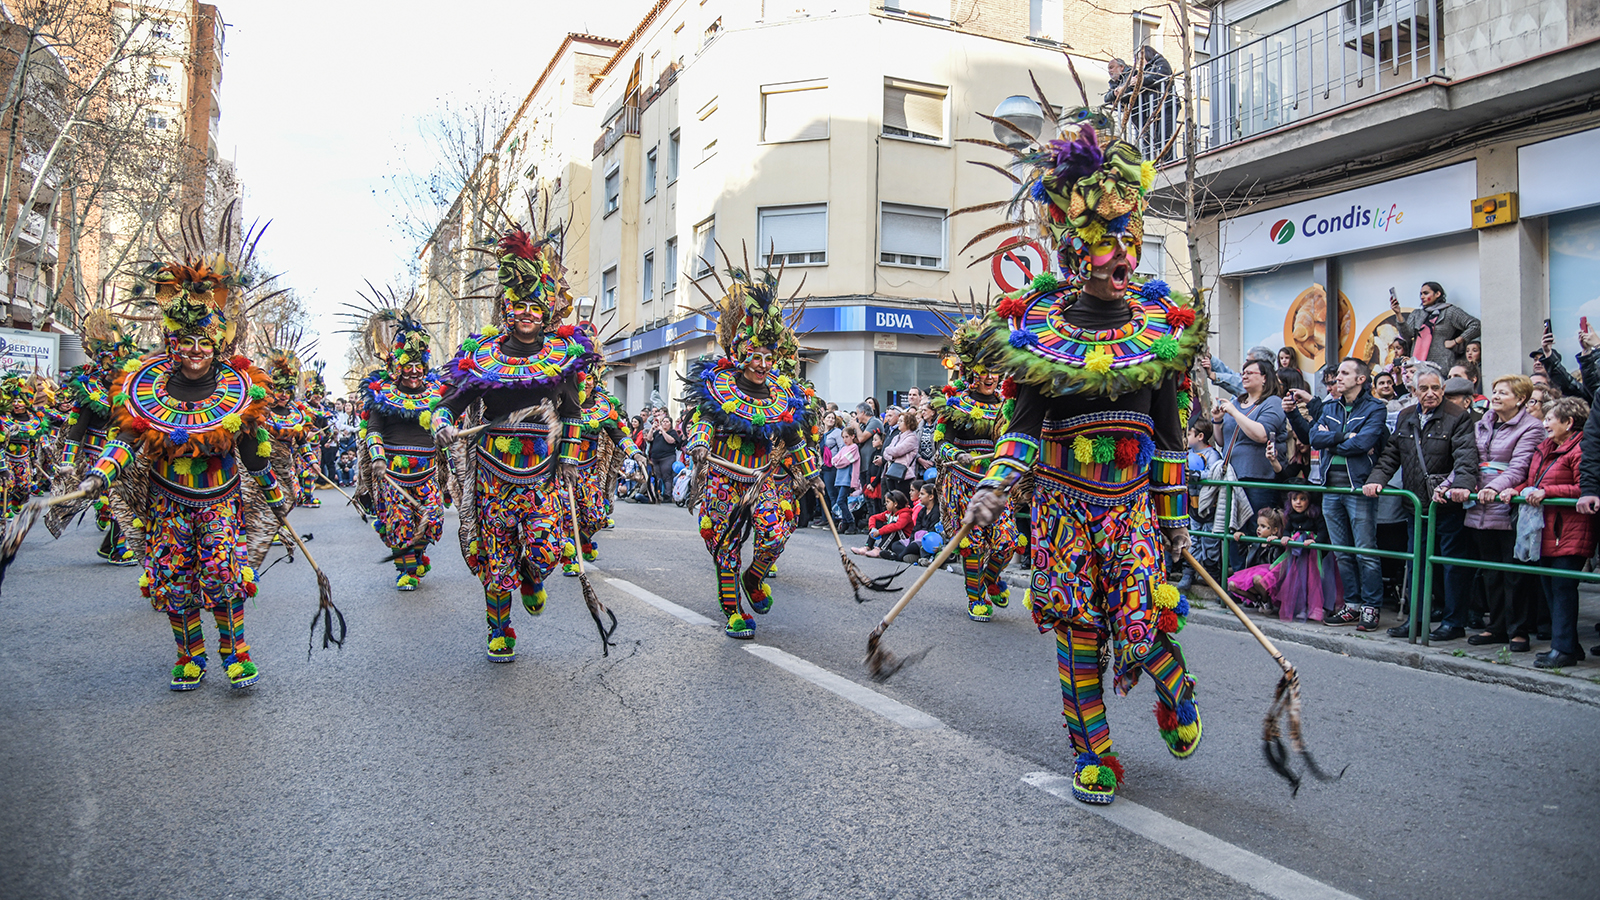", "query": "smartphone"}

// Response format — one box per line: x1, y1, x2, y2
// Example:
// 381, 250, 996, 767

1388, 287, 1397, 303
1545, 318, 1554, 335
1583, 316, 1590, 333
